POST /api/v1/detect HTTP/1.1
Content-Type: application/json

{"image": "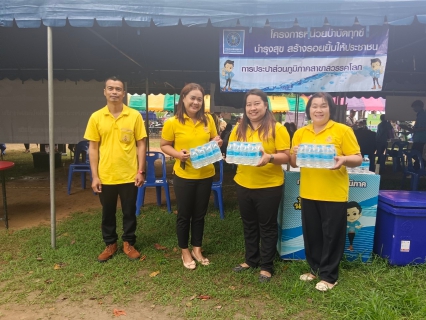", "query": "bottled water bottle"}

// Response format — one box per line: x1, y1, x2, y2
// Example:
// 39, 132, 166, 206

240, 143, 249, 165
324, 144, 336, 169
190, 148, 200, 169
226, 142, 235, 163
212, 141, 222, 162
234, 142, 242, 164
197, 146, 207, 167
247, 143, 257, 166
253, 143, 262, 165
204, 143, 214, 164
313, 144, 322, 168
361, 155, 370, 173
296, 144, 306, 167
306, 144, 314, 167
